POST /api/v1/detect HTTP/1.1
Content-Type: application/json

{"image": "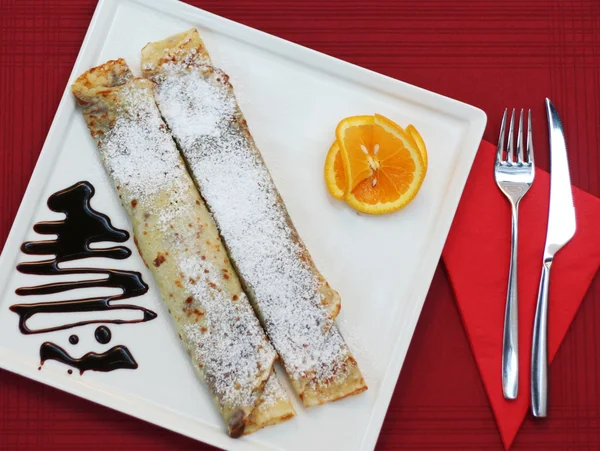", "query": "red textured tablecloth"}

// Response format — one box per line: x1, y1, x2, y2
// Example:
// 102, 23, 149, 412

1, 1, 599, 450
